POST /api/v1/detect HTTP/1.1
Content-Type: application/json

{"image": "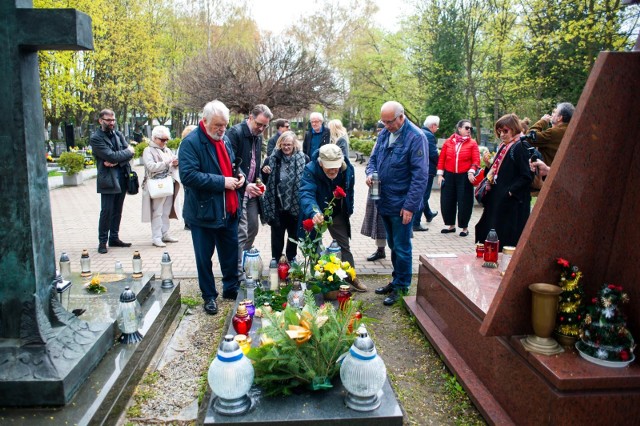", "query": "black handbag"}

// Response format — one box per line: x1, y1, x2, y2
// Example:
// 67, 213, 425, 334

127, 169, 139, 195
474, 178, 490, 205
